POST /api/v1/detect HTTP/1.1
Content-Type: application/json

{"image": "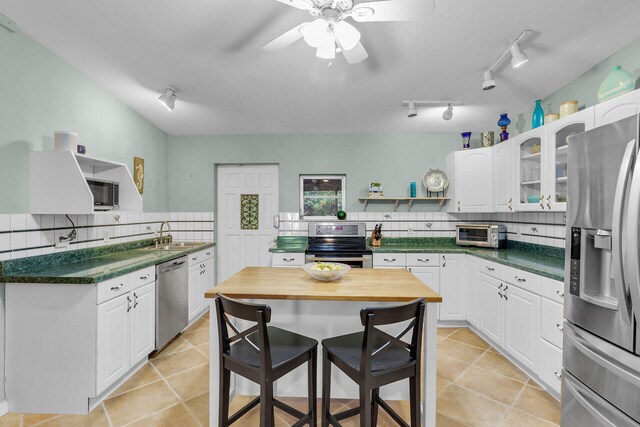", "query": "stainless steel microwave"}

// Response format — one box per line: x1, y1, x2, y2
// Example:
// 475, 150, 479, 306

86, 179, 119, 210
456, 224, 506, 248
